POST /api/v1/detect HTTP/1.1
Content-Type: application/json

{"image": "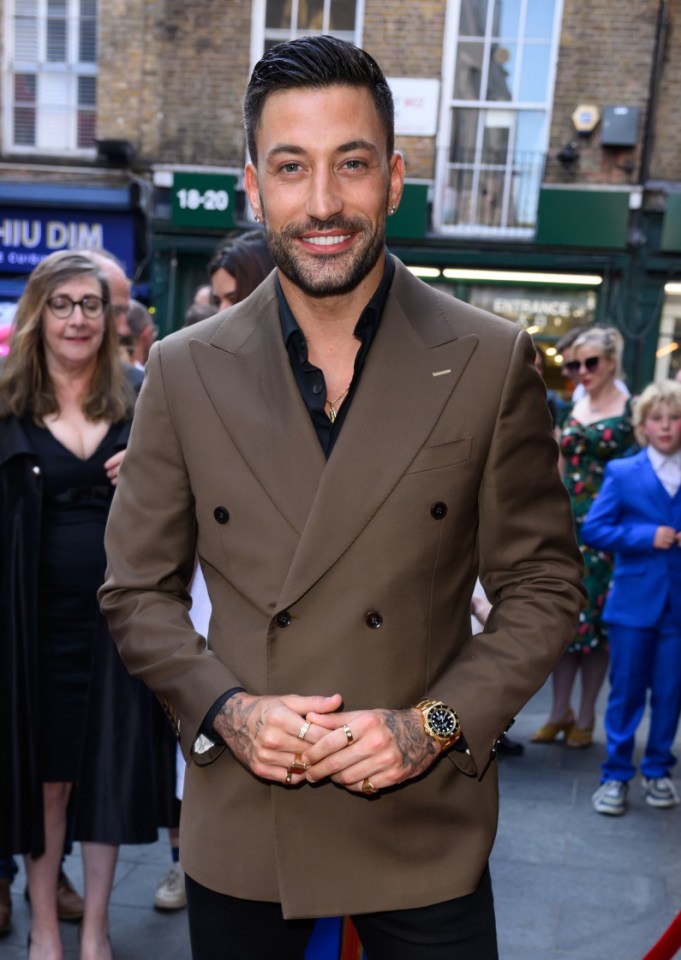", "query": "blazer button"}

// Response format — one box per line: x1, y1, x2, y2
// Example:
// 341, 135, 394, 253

213, 506, 230, 524
365, 610, 383, 629
275, 610, 292, 628
431, 501, 448, 520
